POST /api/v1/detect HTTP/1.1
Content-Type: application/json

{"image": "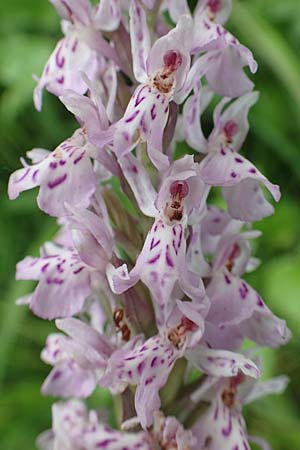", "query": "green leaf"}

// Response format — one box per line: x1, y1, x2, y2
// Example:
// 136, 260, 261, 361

231, 2, 300, 118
